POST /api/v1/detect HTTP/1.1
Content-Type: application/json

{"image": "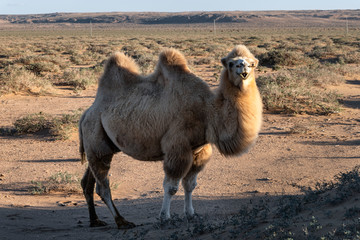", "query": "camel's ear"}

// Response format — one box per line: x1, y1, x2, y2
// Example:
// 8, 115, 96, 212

221, 57, 228, 68
251, 58, 259, 68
